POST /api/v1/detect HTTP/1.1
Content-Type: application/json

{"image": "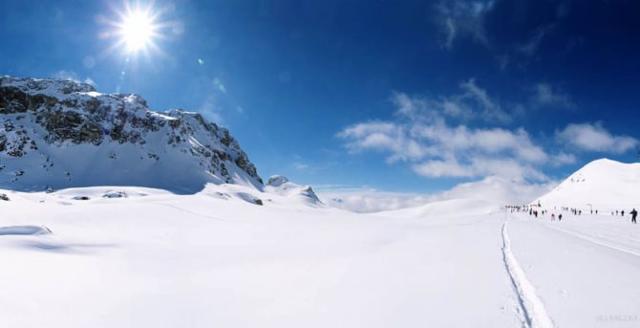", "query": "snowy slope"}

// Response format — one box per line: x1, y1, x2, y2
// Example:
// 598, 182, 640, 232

0, 76, 262, 193
0, 186, 524, 328
534, 158, 640, 210
2, 185, 640, 328
375, 197, 499, 219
